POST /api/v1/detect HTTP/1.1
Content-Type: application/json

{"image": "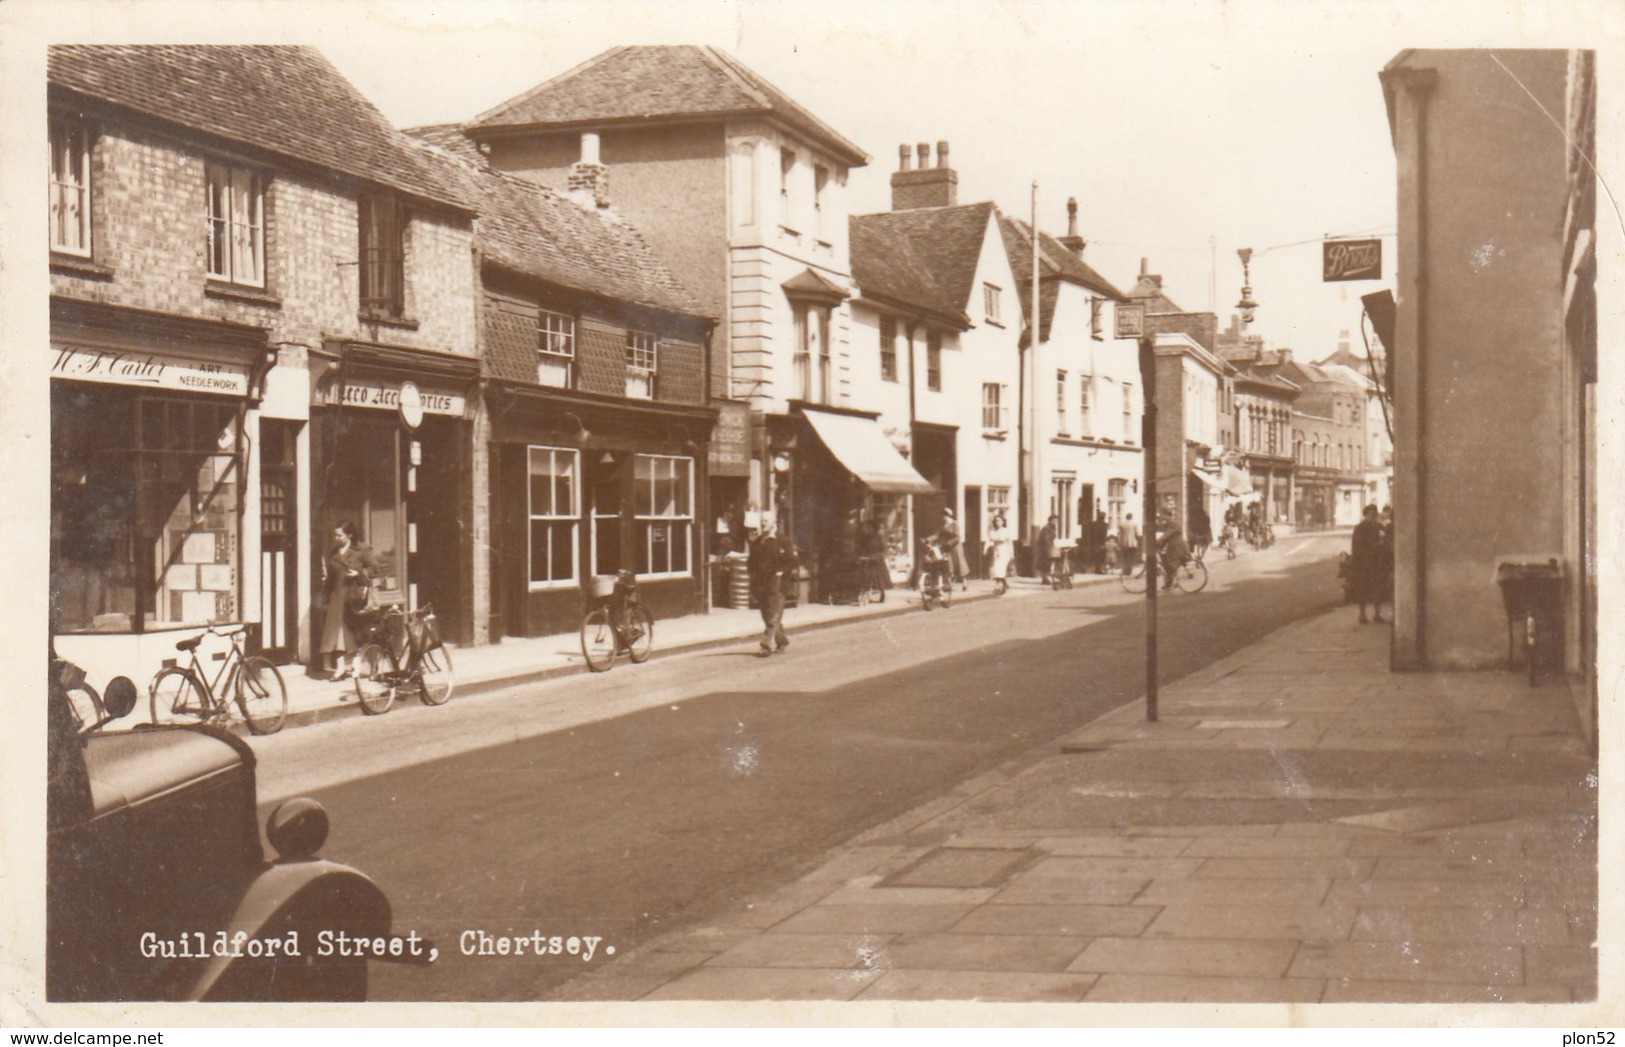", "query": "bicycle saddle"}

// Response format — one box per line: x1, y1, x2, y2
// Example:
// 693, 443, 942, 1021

174, 636, 202, 652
